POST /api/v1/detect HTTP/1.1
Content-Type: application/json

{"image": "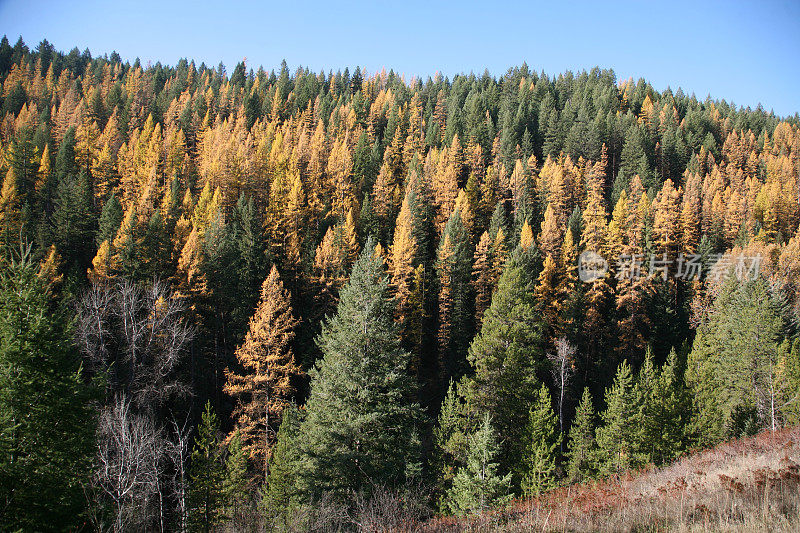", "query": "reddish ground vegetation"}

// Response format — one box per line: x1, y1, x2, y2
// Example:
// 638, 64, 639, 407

419, 427, 800, 532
